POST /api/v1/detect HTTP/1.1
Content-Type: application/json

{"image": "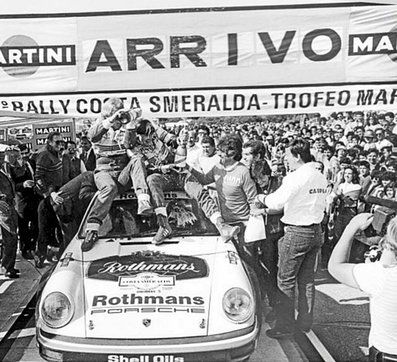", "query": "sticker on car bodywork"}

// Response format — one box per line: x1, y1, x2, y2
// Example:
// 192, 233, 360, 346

87, 251, 208, 282
118, 273, 175, 290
